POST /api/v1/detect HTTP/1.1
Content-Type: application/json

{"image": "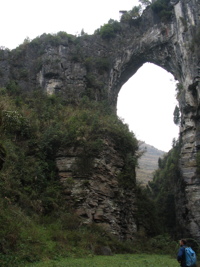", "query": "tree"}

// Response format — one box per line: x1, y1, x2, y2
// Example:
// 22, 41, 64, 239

120, 5, 142, 22
173, 105, 180, 125
130, 5, 143, 19
148, 140, 181, 235
99, 20, 121, 39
